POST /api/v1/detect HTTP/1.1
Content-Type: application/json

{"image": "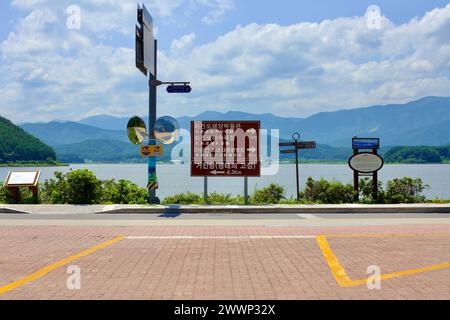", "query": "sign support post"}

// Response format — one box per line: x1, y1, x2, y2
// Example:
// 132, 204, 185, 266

279, 133, 316, 202
294, 145, 300, 202
353, 148, 360, 202
244, 177, 249, 205
350, 137, 384, 203
204, 177, 208, 203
